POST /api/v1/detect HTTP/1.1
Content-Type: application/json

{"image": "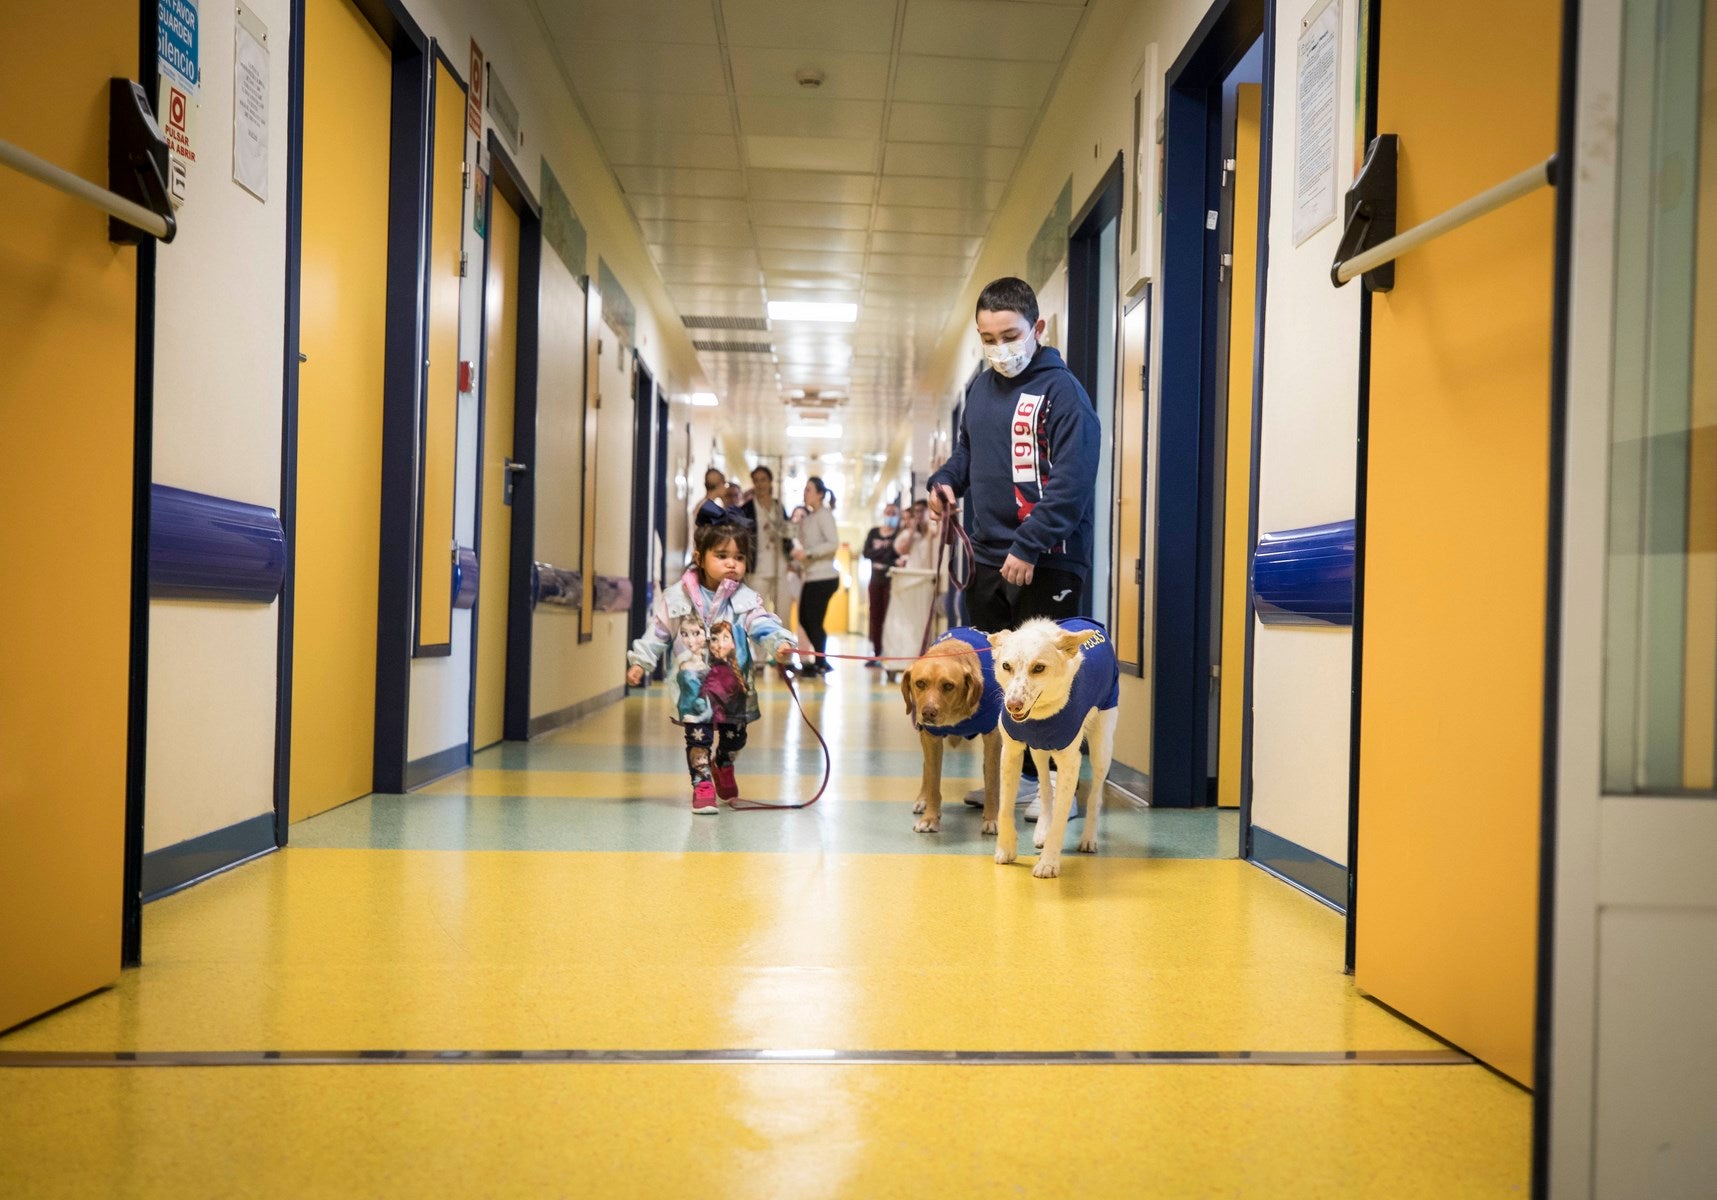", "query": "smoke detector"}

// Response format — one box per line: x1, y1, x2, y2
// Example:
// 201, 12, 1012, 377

795, 68, 825, 90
